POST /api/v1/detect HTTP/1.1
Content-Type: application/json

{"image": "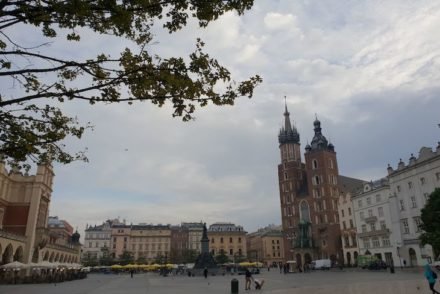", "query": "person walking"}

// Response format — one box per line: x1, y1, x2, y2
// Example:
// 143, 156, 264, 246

425, 264, 440, 294
203, 267, 208, 279
245, 268, 252, 290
